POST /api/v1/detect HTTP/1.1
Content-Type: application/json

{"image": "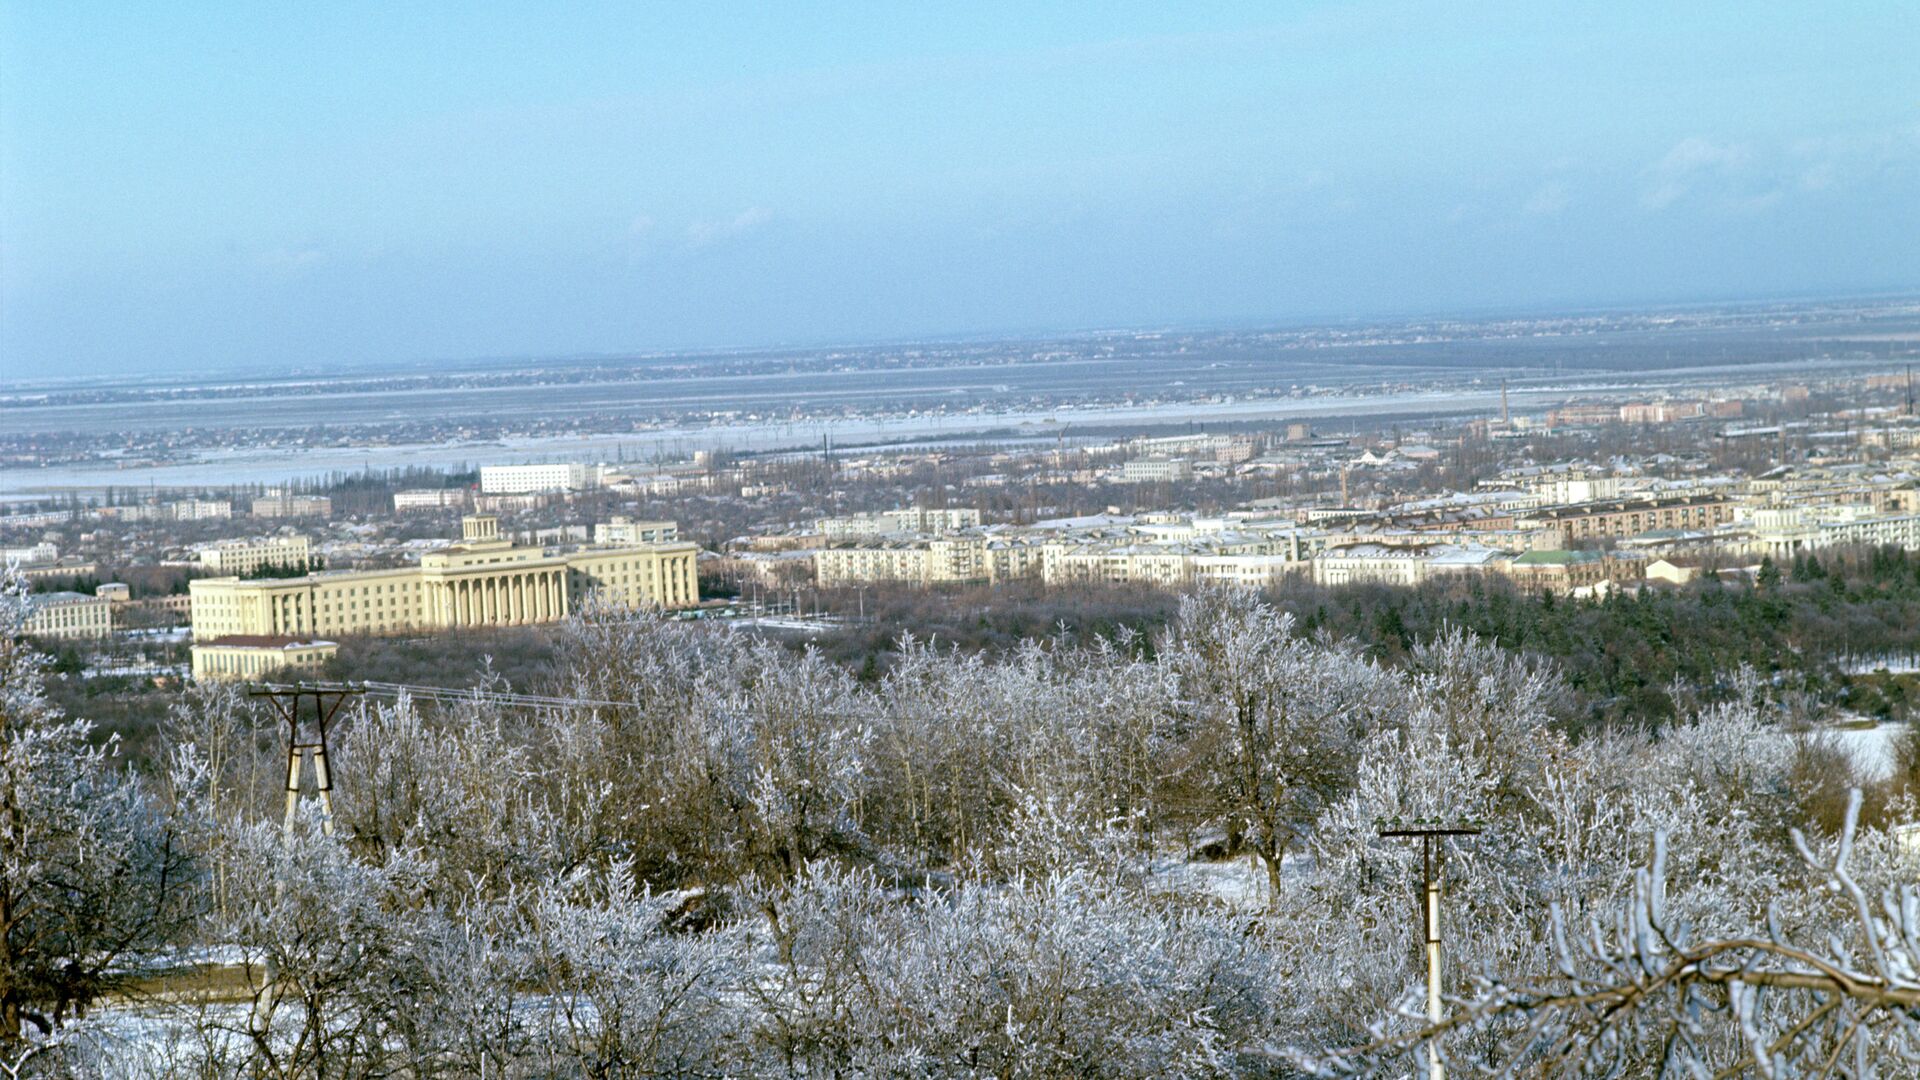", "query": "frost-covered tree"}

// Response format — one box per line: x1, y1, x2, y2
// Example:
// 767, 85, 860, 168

0, 570, 198, 1046
1161, 588, 1400, 900
1309, 792, 1920, 1077
212, 816, 434, 1076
